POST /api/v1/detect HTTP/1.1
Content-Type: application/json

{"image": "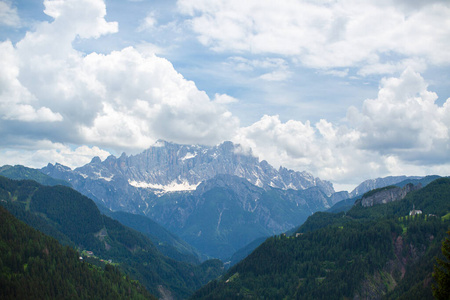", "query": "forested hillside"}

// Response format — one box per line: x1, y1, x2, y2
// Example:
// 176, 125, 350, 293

0, 165, 71, 187
0, 164, 207, 265
0, 204, 156, 299
191, 178, 450, 299
0, 176, 223, 299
